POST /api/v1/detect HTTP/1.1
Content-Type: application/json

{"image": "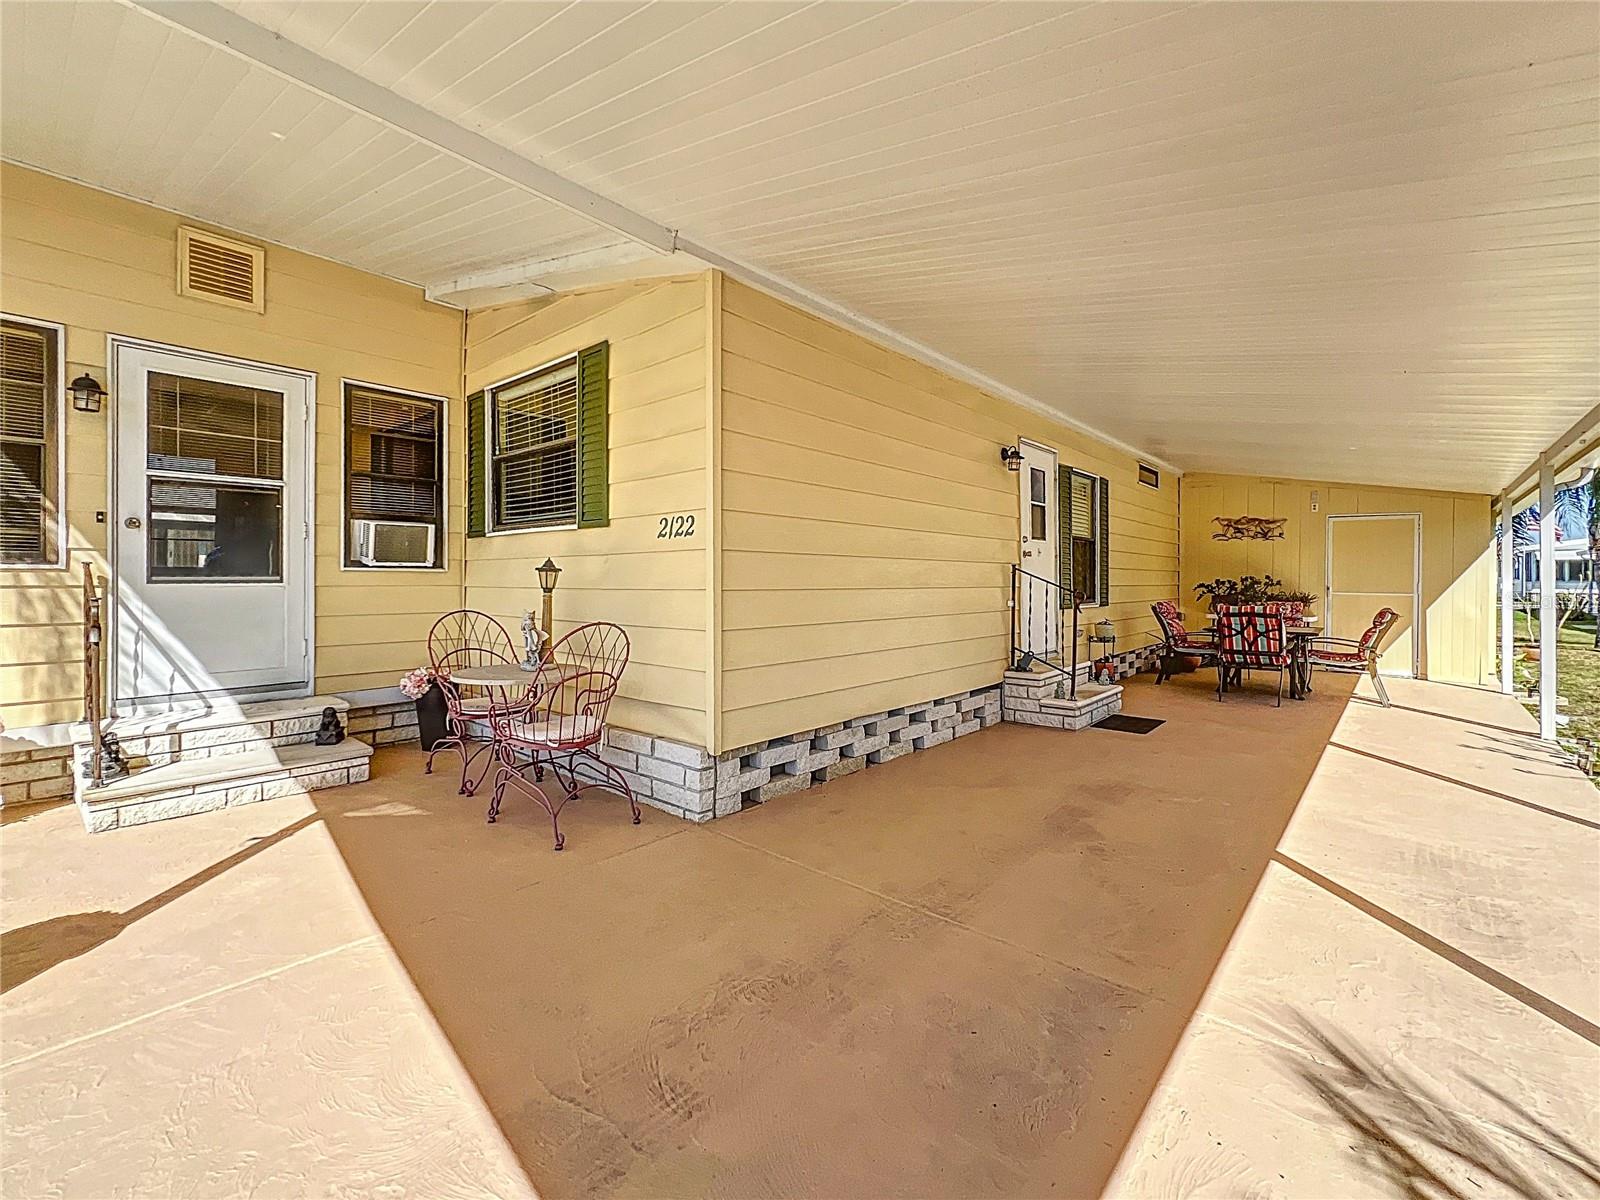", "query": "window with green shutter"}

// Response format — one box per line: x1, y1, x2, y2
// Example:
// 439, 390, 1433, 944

1, 316, 62, 567
1060, 466, 1110, 606
466, 390, 485, 537
472, 342, 609, 534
